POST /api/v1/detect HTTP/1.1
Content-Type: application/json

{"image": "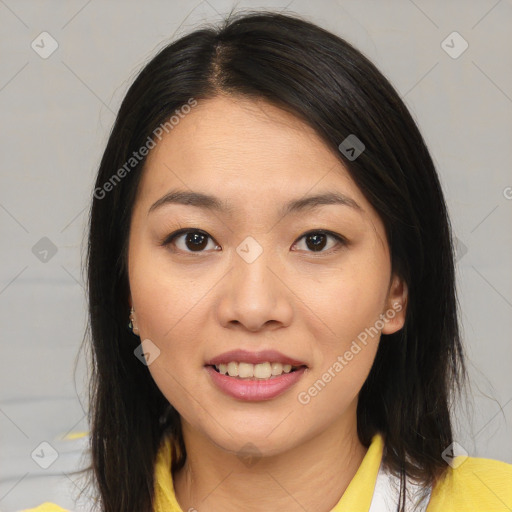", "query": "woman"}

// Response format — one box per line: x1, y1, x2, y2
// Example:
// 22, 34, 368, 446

25, 10, 512, 512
